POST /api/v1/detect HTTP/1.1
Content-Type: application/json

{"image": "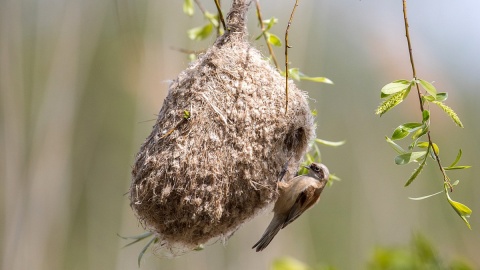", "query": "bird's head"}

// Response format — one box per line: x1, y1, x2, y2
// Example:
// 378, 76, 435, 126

305, 162, 330, 182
